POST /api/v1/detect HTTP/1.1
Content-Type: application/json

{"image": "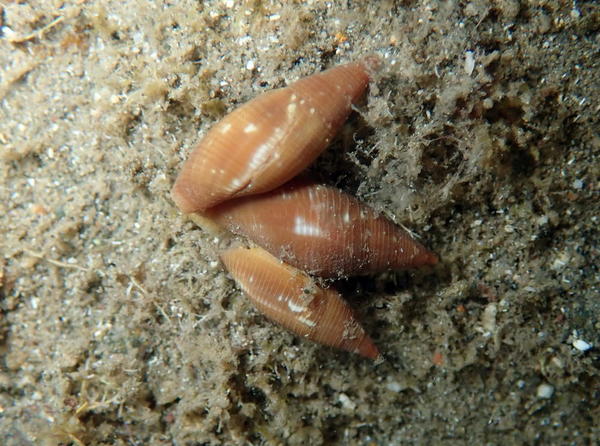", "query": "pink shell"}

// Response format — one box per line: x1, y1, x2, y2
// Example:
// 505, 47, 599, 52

205, 178, 438, 278
171, 59, 378, 213
220, 246, 380, 359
